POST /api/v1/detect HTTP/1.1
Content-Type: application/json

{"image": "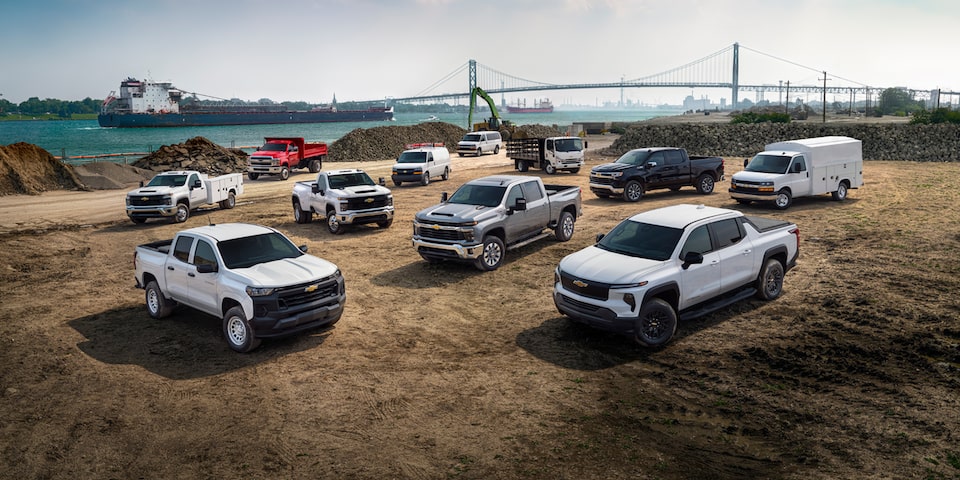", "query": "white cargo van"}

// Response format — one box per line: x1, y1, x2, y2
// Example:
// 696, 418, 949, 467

729, 136, 863, 210
457, 131, 502, 157
391, 142, 451, 186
